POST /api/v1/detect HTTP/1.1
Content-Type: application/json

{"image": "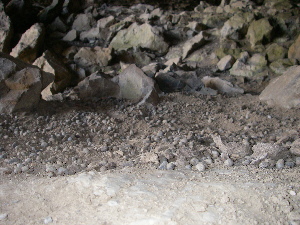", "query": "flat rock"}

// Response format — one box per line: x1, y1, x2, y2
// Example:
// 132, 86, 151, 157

259, 65, 300, 109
